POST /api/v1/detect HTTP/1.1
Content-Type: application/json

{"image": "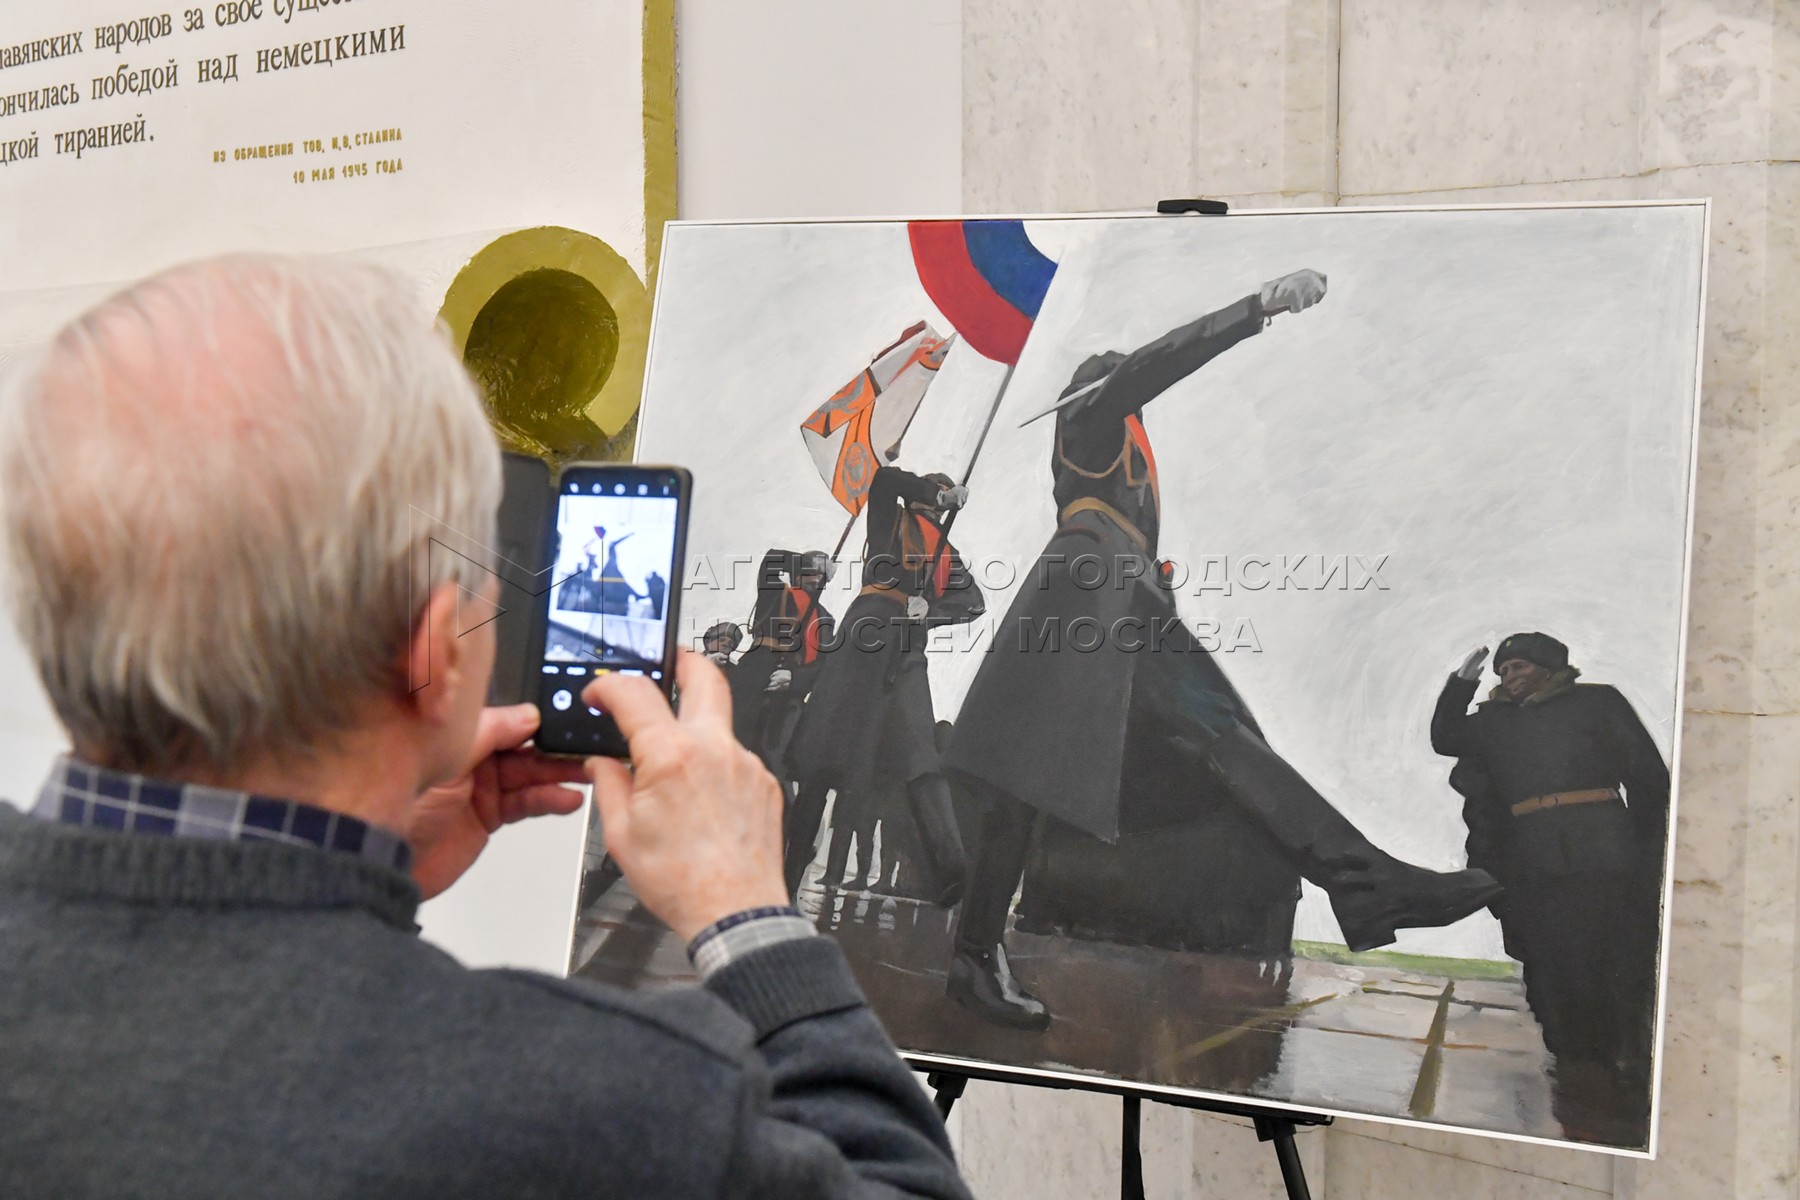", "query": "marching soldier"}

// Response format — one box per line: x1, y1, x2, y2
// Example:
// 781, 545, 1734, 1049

944, 270, 1502, 1030
729, 550, 836, 795
701, 620, 743, 668
785, 465, 983, 904
1433, 632, 1668, 1146
592, 528, 642, 616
